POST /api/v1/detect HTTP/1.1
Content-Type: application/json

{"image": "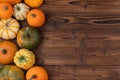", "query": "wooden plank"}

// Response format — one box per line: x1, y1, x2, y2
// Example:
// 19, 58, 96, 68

39, 40, 80, 48
33, 47, 120, 66
41, 0, 120, 15
38, 15, 120, 32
